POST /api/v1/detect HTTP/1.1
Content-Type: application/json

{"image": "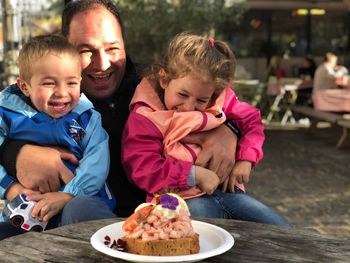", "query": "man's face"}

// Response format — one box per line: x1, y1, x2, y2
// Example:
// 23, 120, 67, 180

67, 6, 126, 100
